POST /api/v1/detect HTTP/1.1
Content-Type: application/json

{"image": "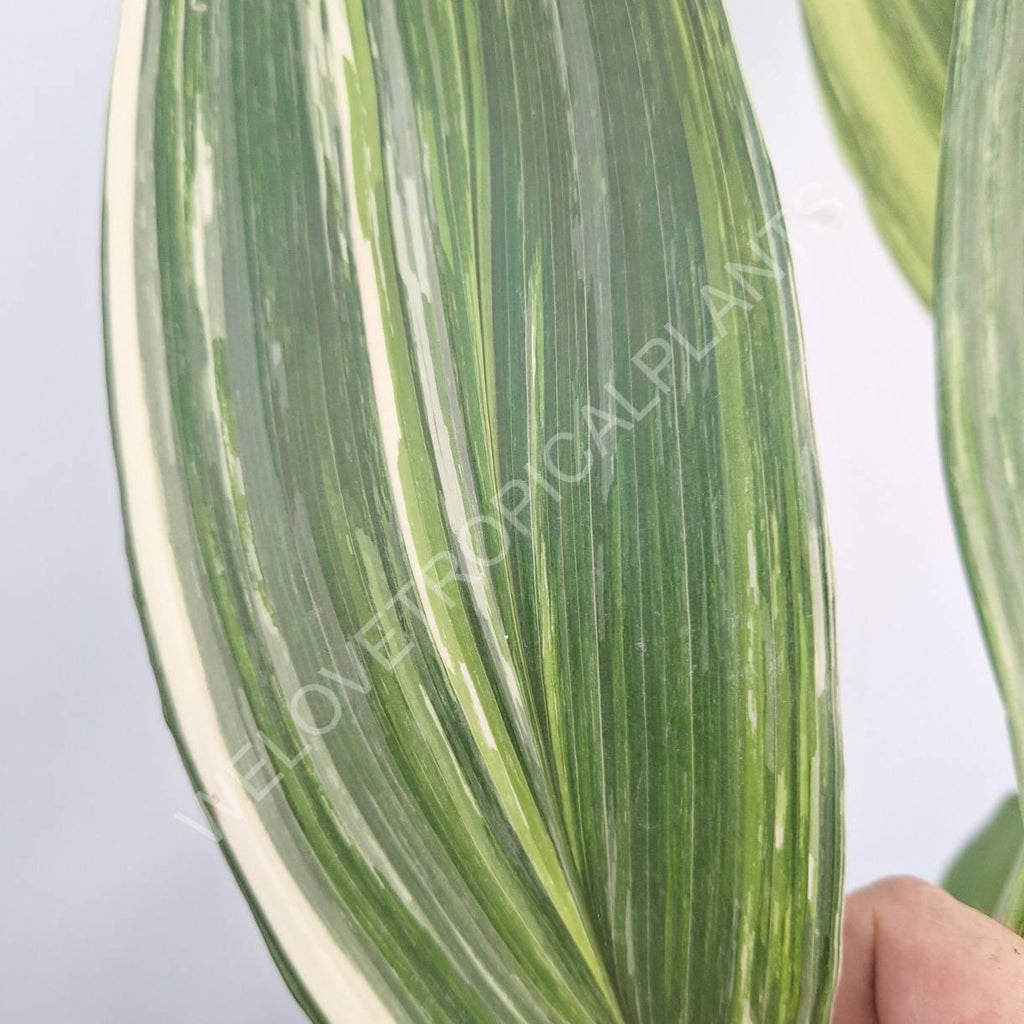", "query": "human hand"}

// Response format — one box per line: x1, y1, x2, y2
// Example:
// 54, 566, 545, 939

833, 876, 1024, 1023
